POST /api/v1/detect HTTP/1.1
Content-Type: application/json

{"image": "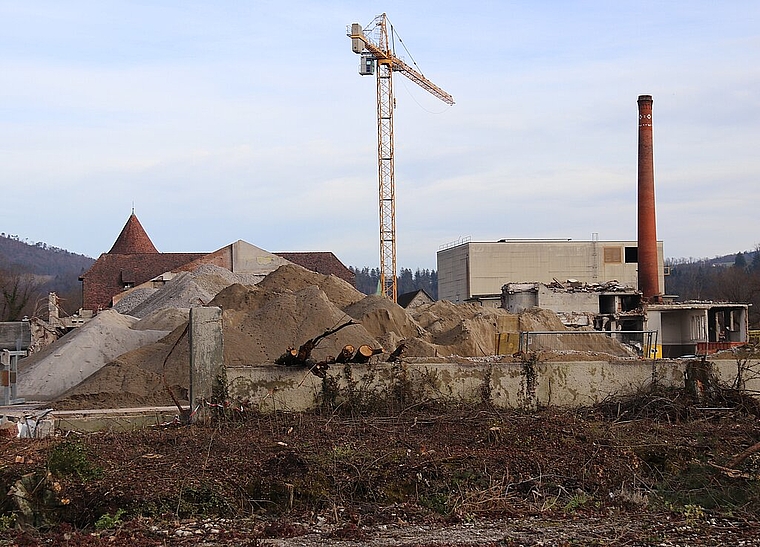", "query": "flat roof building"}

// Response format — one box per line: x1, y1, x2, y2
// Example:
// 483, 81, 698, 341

437, 238, 665, 306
